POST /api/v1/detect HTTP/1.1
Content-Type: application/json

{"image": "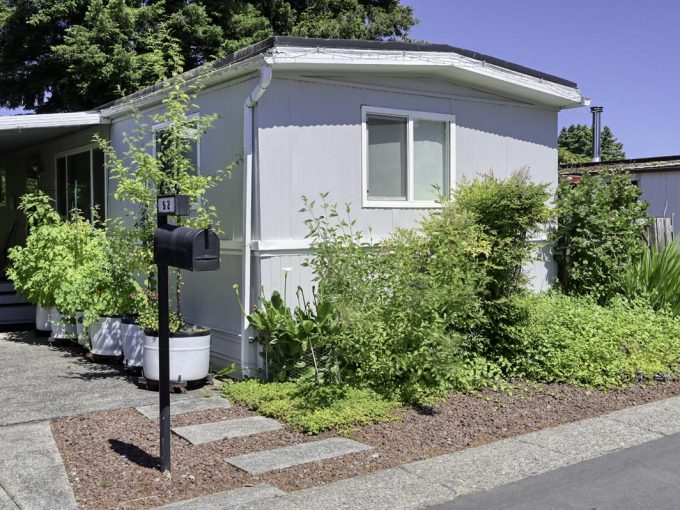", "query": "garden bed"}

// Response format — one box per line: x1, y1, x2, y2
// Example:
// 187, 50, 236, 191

52, 379, 680, 510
